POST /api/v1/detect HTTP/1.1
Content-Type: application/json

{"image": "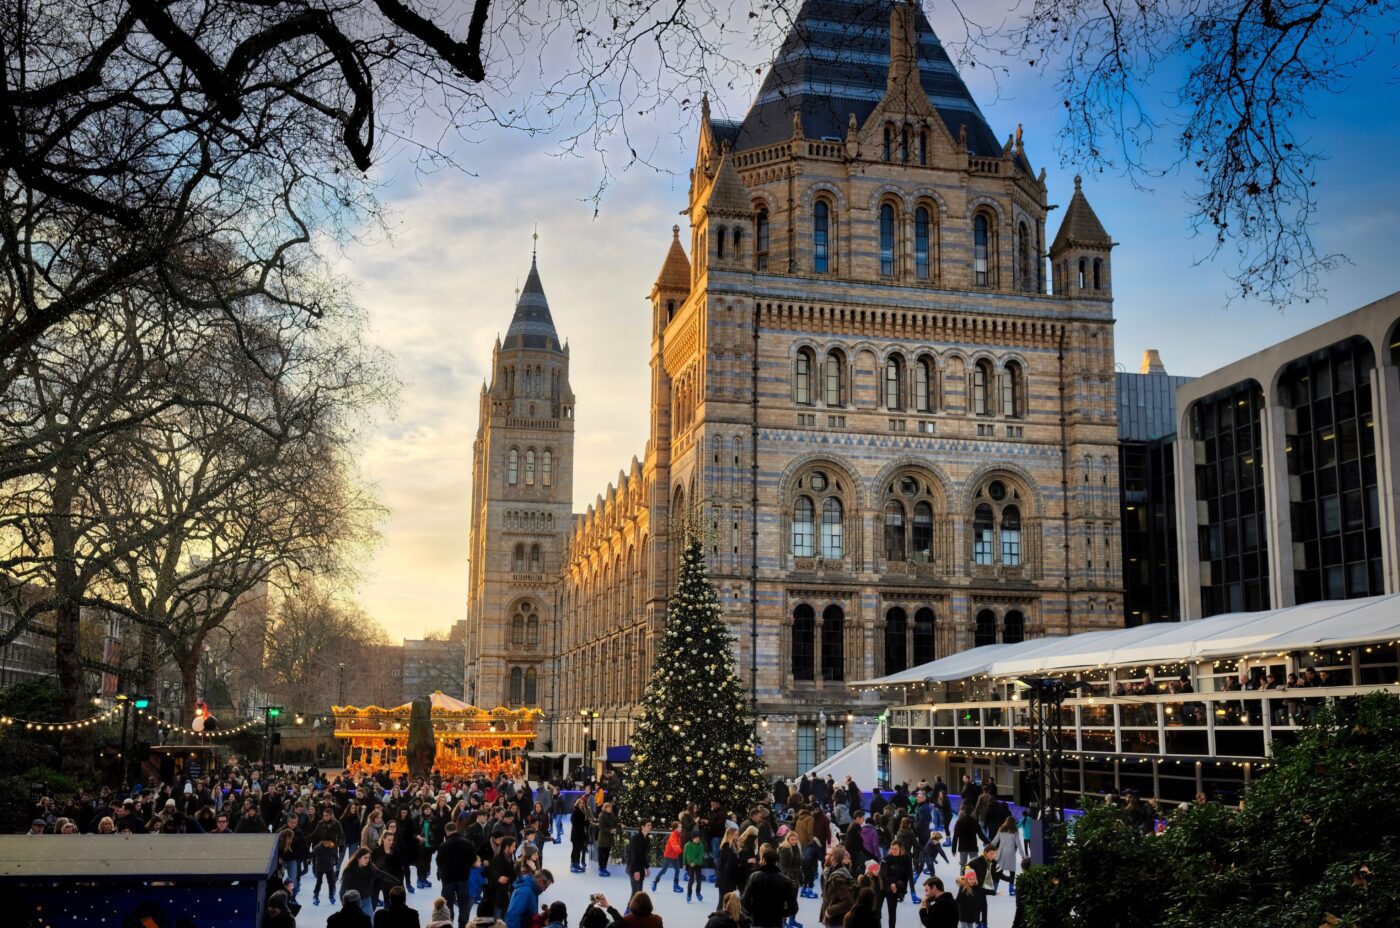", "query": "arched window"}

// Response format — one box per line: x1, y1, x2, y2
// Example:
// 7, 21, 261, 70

524, 668, 538, 704
813, 200, 831, 274
912, 501, 933, 560
542, 450, 553, 486
1000, 505, 1022, 566
973, 504, 994, 565
884, 355, 903, 410
795, 348, 814, 405
733, 227, 742, 258
918, 130, 928, 166
529, 543, 541, 572
525, 449, 535, 486
901, 124, 911, 163
1017, 221, 1032, 291
913, 607, 936, 664
915, 206, 931, 280
914, 357, 934, 412
974, 610, 998, 647
1002, 362, 1021, 418
513, 543, 525, 573
823, 352, 844, 407
972, 478, 1028, 570
667, 299, 676, 321
885, 607, 909, 674
821, 497, 843, 558
509, 667, 524, 704
507, 449, 519, 485
974, 214, 991, 286
526, 613, 540, 647
1003, 610, 1025, 644
821, 605, 845, 681
511, 615, 524, 646
792, 605, 815, 681
716, 226, 726, 260
884, 500, 906, 561
880, 202, 896, 276
1092, 258, 1102, 290
756, 207, 770, 271
973, 360, 992, 415
882, 124, 893, 161
792, 496, 815, 557
1078, 258, 1087, 288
